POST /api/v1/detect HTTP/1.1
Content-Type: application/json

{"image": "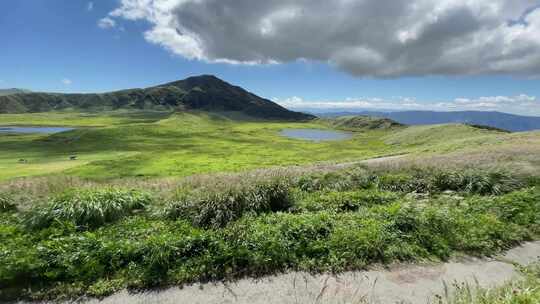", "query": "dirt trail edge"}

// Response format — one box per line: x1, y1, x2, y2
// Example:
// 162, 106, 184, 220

27, 241, 540, 304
